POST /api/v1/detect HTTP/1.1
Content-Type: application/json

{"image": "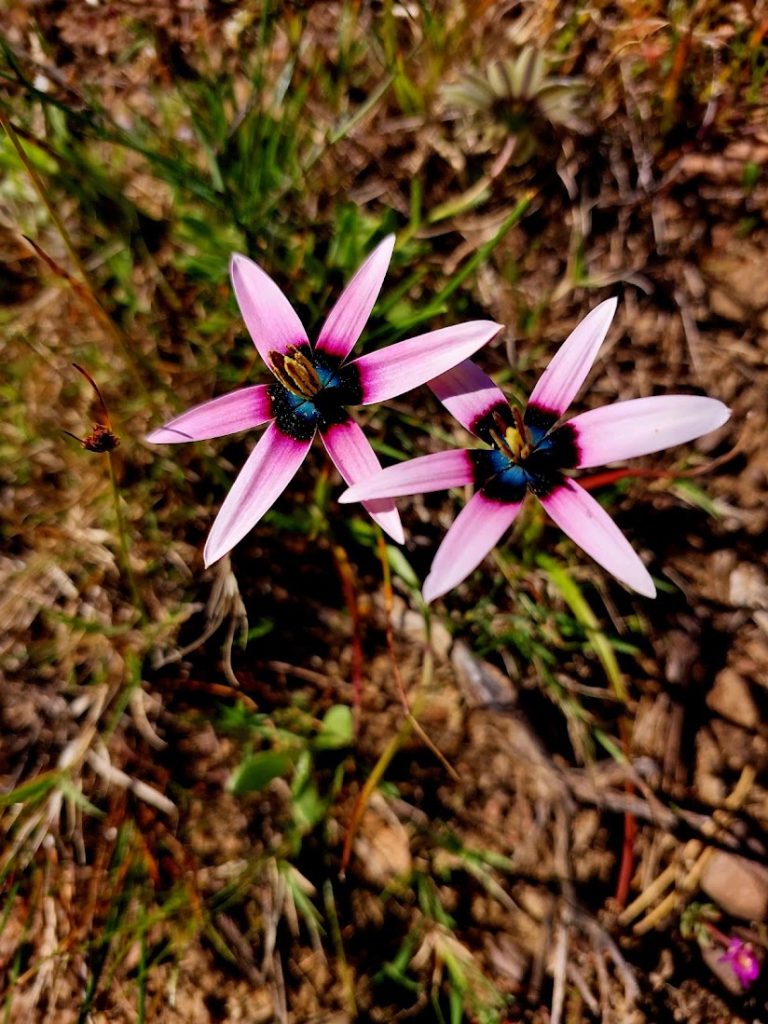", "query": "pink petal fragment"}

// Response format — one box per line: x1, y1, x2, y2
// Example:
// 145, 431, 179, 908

539, 479, 655, 597
528, 298, 617, 417
429, 359, 509, 435
568, 395, 731, 468
423, 492, 521, 604
339, 449, 475, 503
230, 253, 309, 369
353, 321, 503, 405
315, 235, 395, 361
321, 419, 404, 543
146, 385, 273, 443
203, 421, 312, 567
